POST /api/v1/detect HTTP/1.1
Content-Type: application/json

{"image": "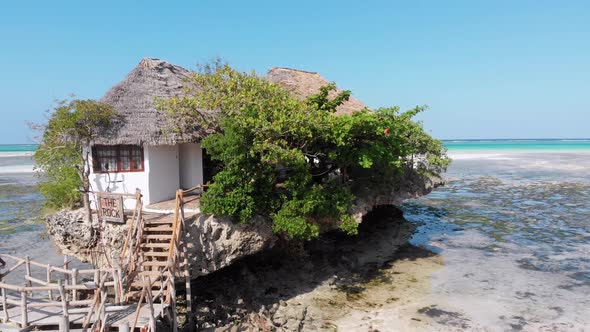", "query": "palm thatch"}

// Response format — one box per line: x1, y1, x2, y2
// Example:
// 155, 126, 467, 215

265, 67, 367, 116
92, 58, 204, 146
93, 59, 367, 146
